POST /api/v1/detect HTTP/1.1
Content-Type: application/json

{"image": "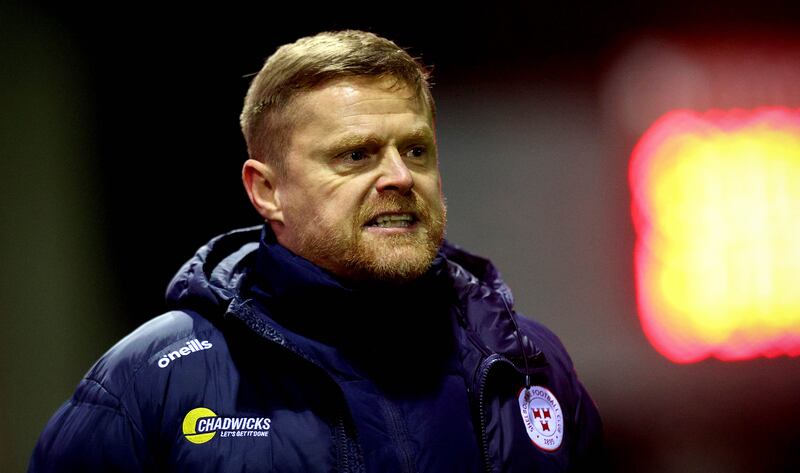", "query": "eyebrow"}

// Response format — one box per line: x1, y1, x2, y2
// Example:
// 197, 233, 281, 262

326, 126, 434, 153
